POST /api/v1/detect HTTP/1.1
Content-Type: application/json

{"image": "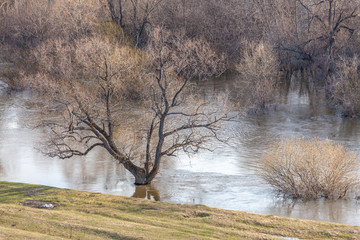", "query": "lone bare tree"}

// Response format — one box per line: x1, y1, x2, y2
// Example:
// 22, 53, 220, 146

27, 30, 227, 185
297, 0, 359, 64
254, 0, 359, 73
